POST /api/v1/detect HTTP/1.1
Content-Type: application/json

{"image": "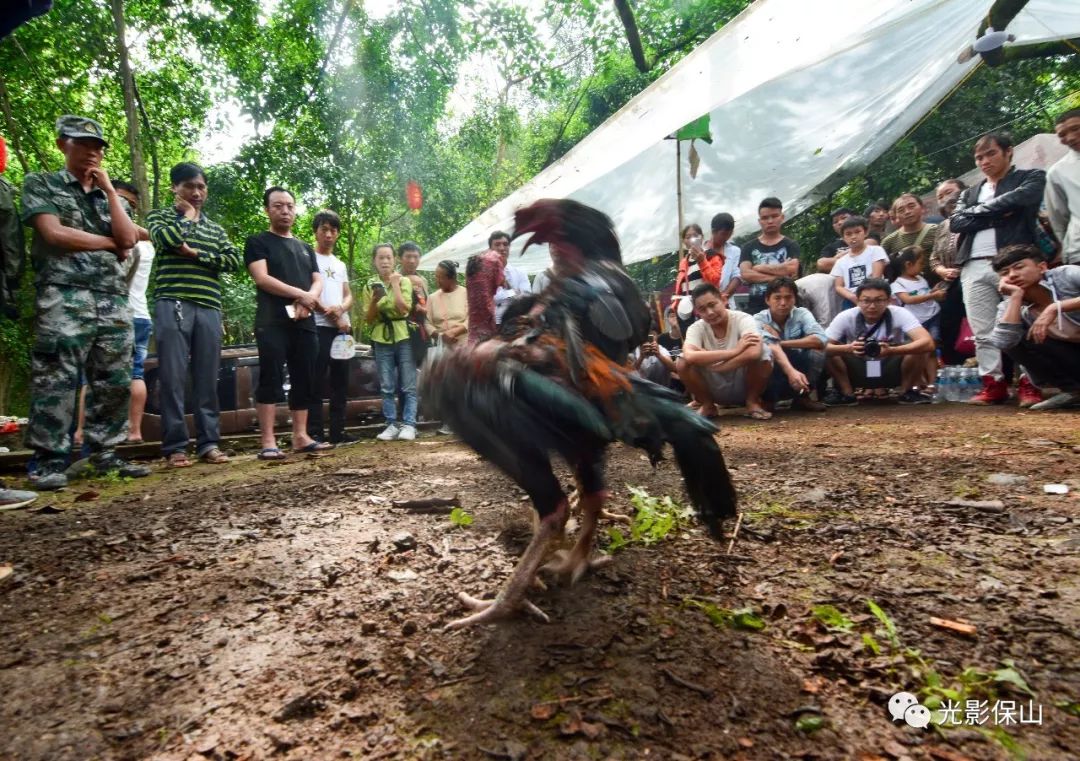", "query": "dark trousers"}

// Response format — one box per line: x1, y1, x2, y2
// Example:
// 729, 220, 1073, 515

154, 299, 222, 457
938, 280, 967, 366
766, 348, 823, 402
308, 326, 349, 441
1004, 337, 1080, 393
